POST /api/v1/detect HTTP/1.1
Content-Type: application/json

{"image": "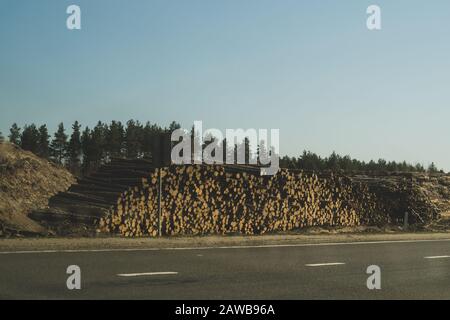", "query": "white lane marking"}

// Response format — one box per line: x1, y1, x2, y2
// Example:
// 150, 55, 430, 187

1, 238, 450, 255
117, 272, 178, 277
424, 255, 450, 259
305, 262, 346, 267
